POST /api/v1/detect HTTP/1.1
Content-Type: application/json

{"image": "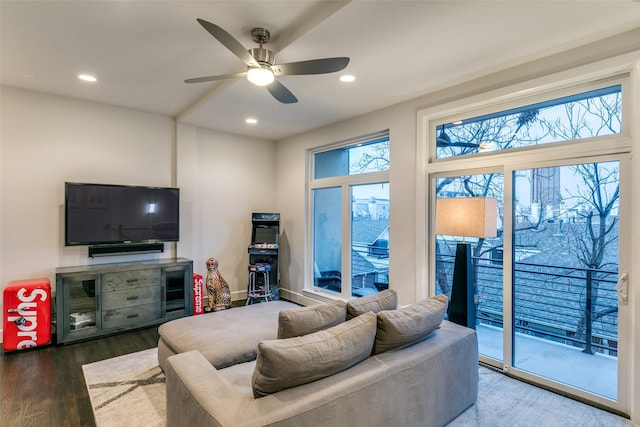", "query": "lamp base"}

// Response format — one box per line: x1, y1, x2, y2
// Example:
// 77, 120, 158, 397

447, 242, 476, 329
